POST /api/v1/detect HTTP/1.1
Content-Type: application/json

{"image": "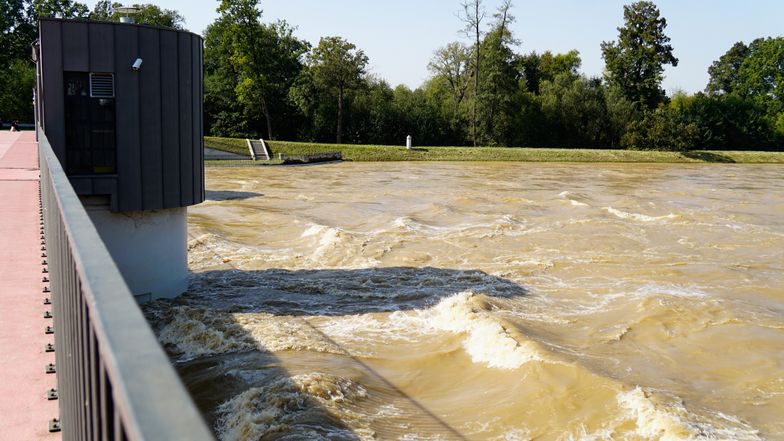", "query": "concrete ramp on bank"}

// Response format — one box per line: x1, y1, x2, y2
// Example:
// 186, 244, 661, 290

246, 139, 271, 160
